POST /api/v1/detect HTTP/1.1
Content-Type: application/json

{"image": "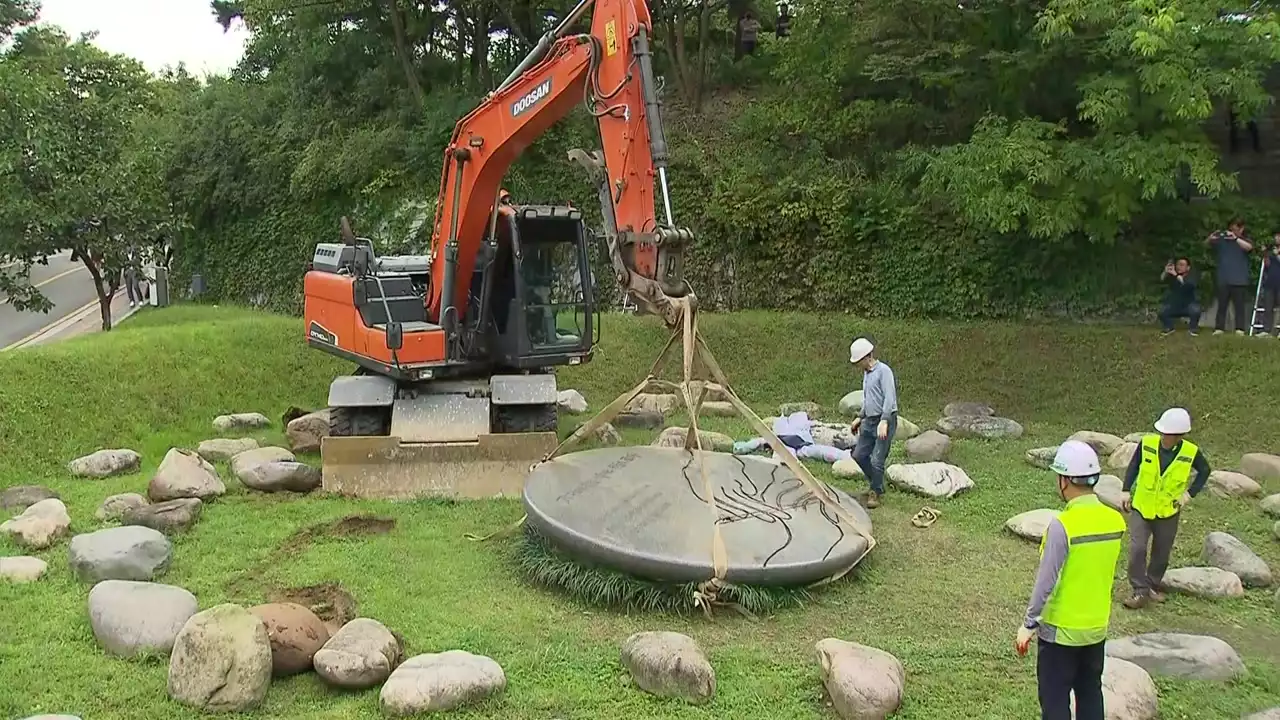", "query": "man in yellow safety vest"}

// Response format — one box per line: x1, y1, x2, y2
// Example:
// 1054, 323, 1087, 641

1016, 440, 1127, 720
1119, 407, 1211, 609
